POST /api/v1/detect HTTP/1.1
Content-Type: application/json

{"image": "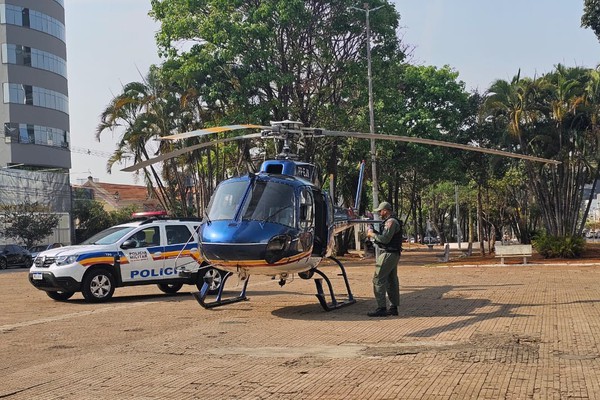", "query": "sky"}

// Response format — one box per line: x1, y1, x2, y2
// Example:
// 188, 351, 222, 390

65, 0, 600, 186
